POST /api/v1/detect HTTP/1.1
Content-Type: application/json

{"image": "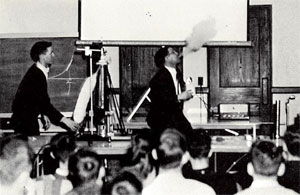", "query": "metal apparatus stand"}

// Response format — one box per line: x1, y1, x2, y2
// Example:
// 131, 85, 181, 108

76, 41, 125, 144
